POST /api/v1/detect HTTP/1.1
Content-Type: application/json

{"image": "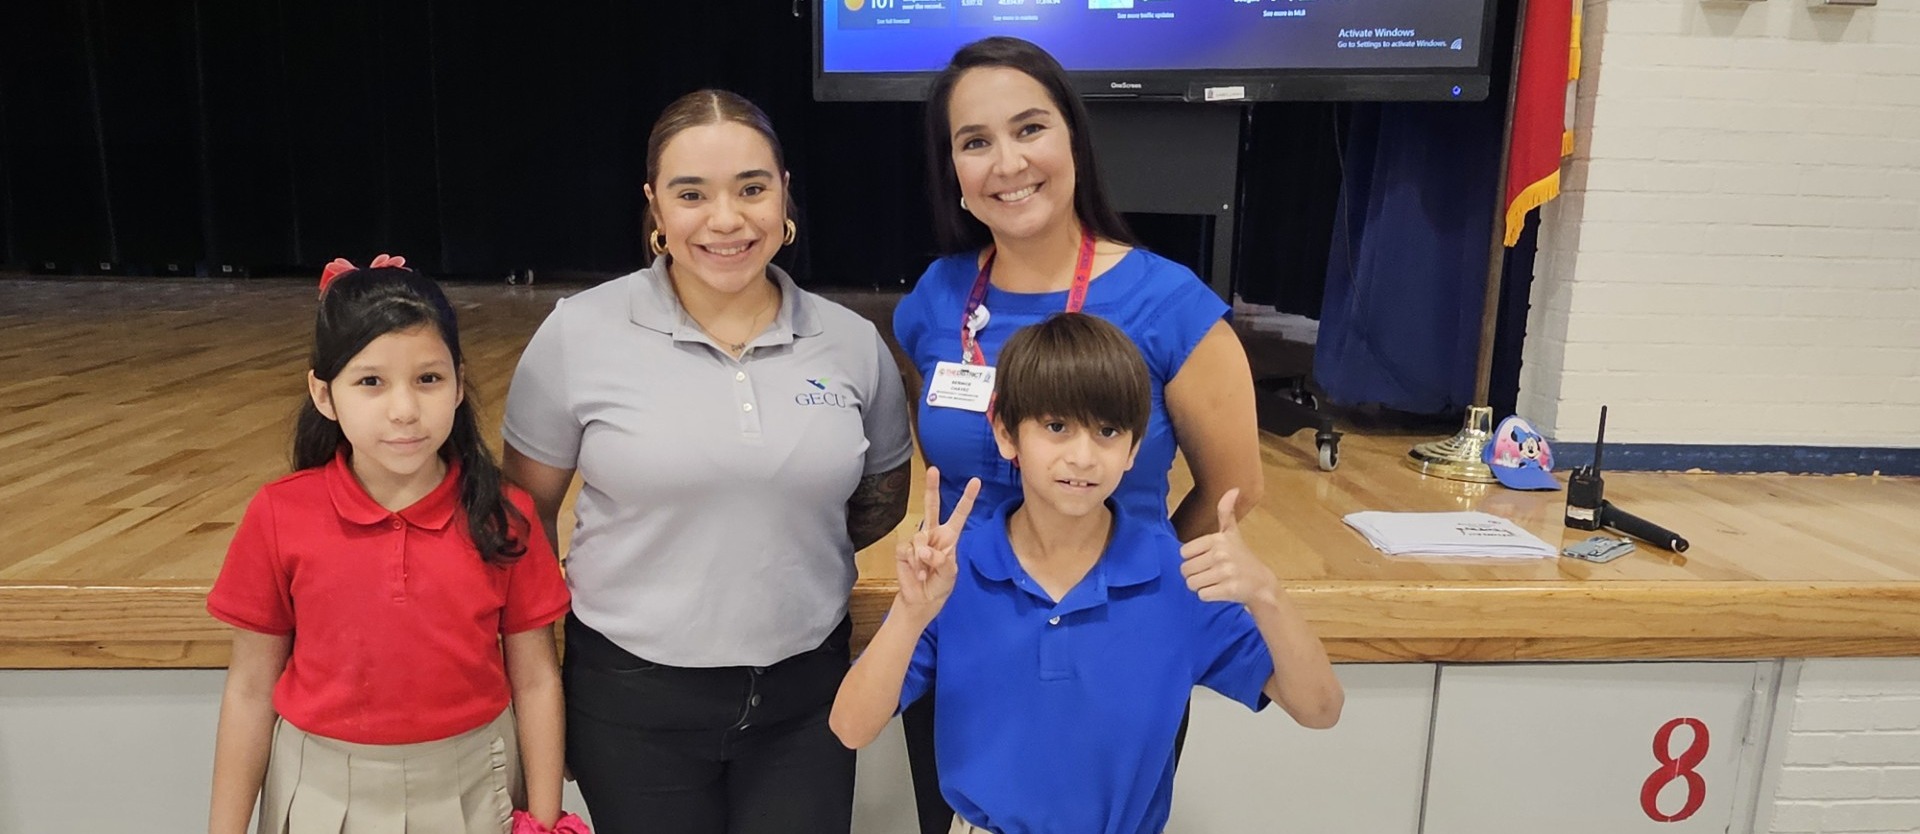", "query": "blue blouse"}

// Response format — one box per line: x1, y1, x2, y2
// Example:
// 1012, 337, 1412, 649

894, 249, 1228, 529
